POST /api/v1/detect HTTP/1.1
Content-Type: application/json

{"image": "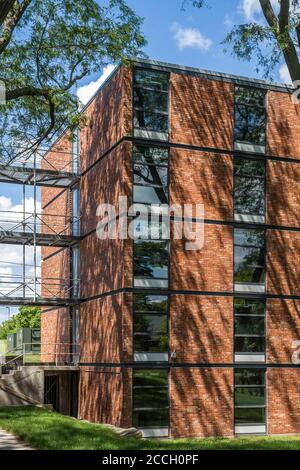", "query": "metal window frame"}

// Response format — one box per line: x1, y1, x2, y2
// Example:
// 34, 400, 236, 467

133, 293, 169, 357
234, 367, 266, 426
133, 66, 170, 136
132, 367, 170, 430
234, 85, 267, 149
